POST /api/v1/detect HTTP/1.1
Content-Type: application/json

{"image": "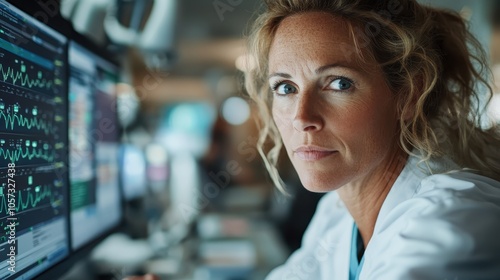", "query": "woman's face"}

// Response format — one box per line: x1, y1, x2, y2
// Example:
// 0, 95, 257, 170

268, 12, 401, 192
